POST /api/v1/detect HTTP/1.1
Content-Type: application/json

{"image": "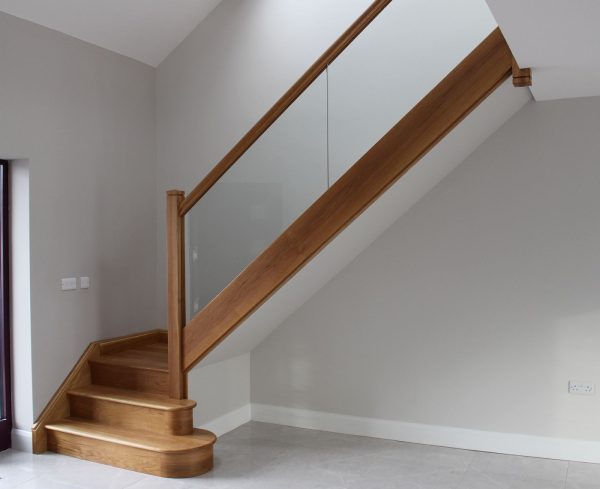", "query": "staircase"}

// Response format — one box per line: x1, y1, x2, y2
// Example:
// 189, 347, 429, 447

32, 331, 216, 478
31, 0, 530, 479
